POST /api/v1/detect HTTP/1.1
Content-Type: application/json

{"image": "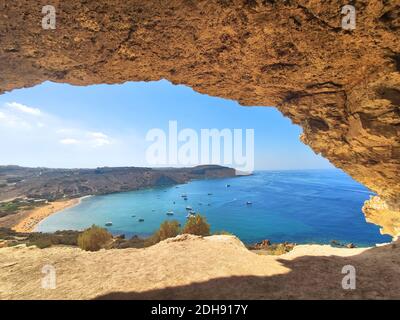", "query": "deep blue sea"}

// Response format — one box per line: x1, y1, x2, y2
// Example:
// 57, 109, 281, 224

35, 170, 391, 246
